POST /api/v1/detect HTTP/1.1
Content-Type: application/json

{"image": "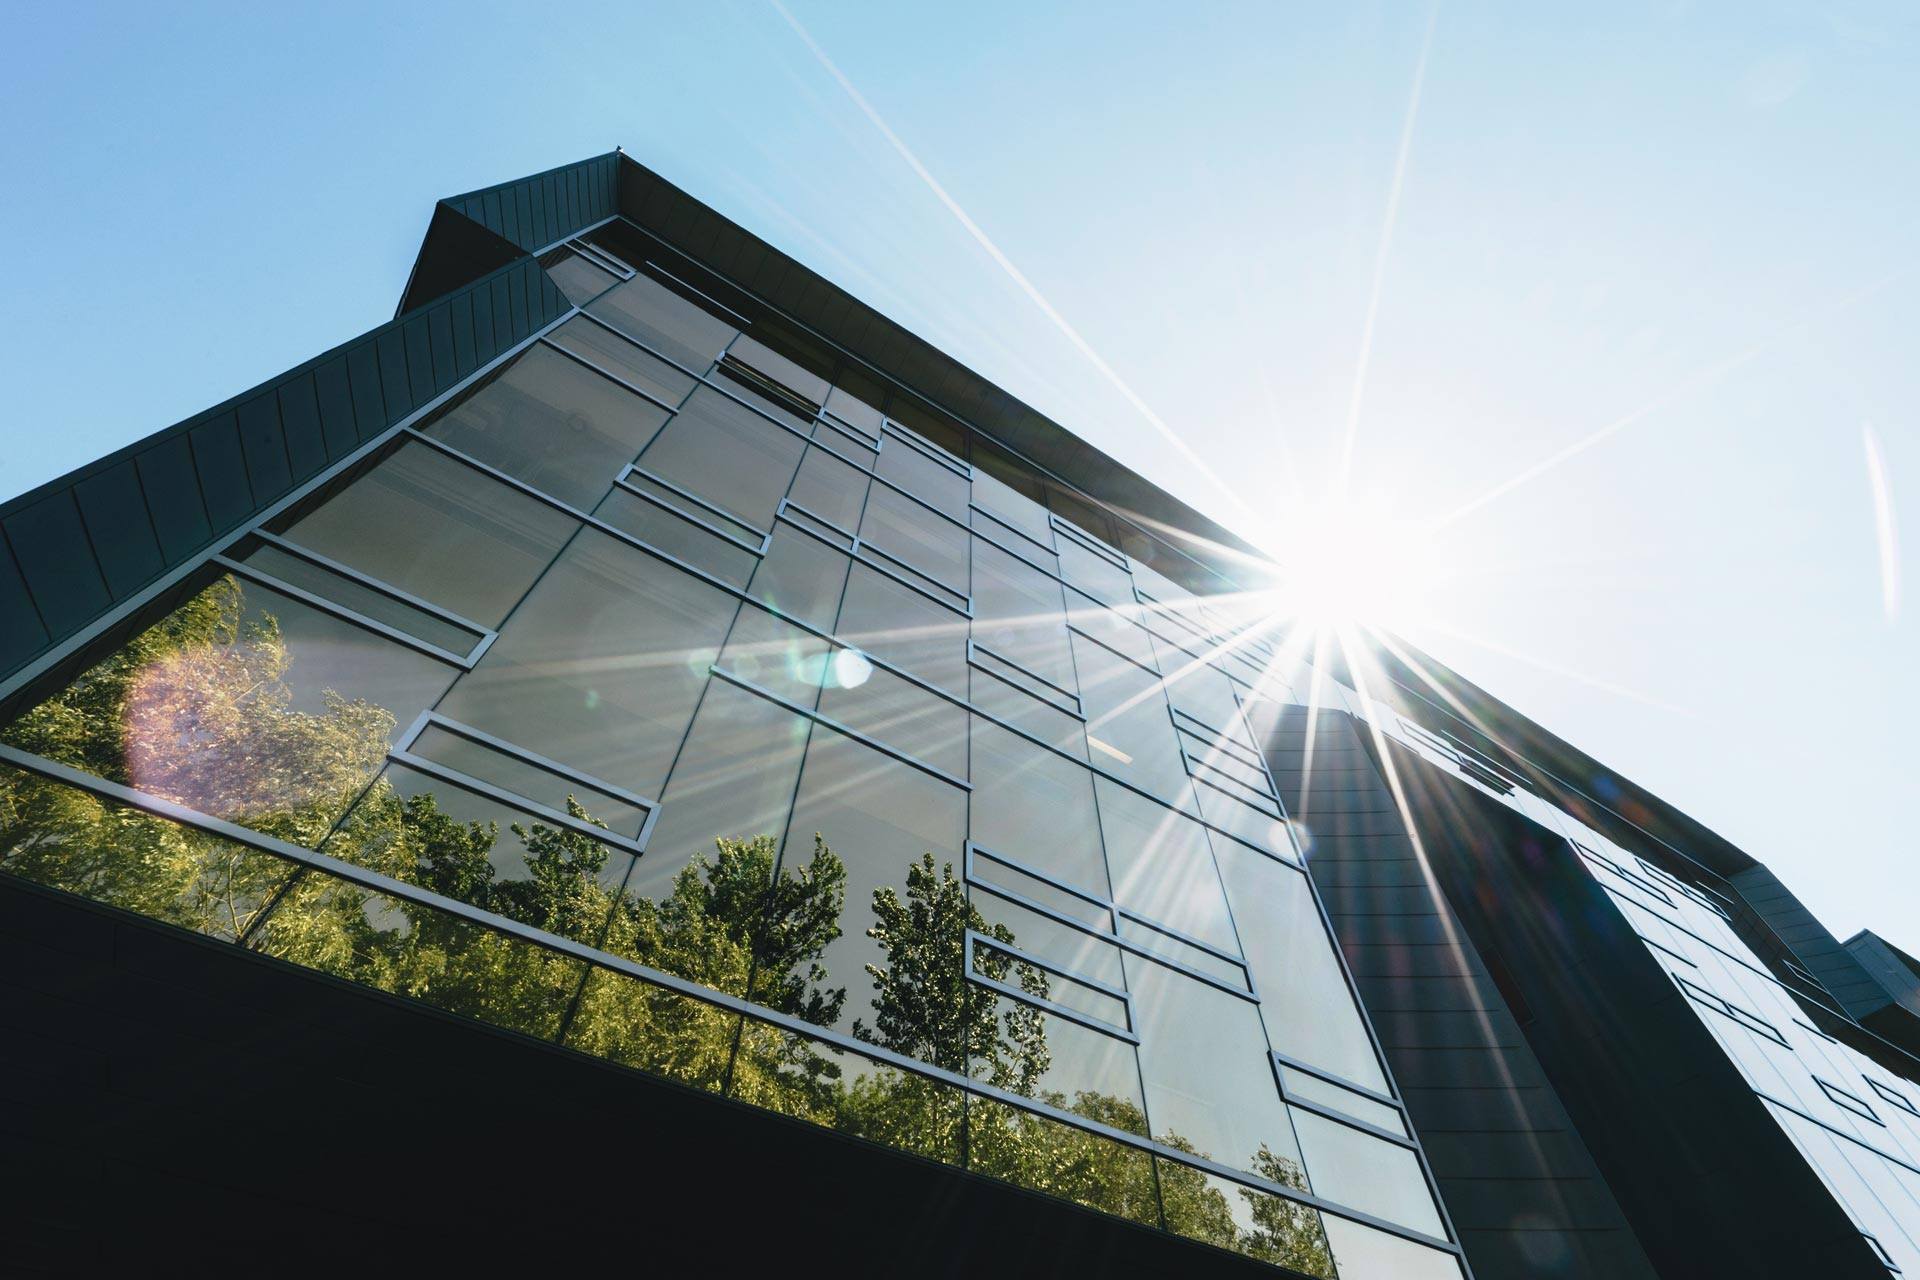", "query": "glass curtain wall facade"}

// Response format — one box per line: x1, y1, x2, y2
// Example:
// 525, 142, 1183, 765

0, 223, 1464, 1277
1308, 664, 1920, 1275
